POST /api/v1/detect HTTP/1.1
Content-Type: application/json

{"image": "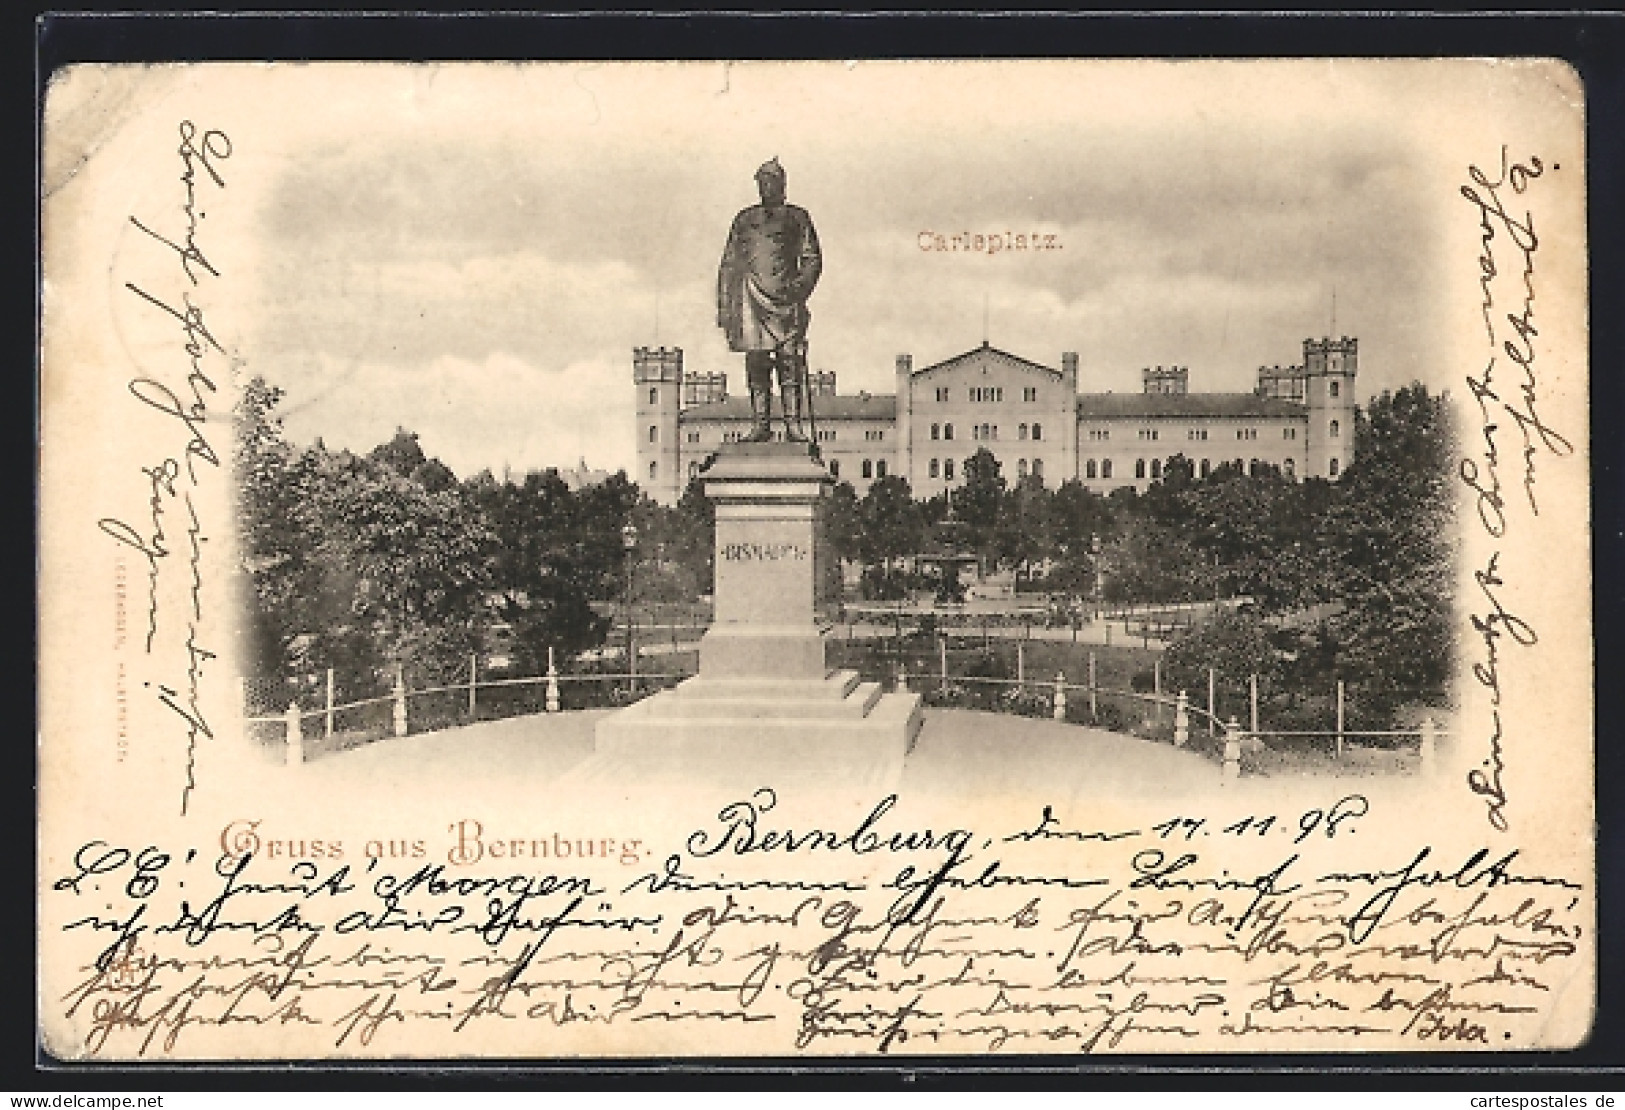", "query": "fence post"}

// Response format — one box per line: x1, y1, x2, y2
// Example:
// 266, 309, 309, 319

1053, 672, 1067, 721
1419, 715, 1437, 776
1222, 716, 1241, 783
1207, 667, 1216, 736
469, 653, 478, 720
939, 636, 948, 696
392, 666, 408, 738
1088, 651, 1097, 718
1174, 690, 1189, 748
545, 647, 561, 713
1154, 660, 1163, 724
1336, 680, 1346, 759
324, 668, 335, 739
285, 702, 304, 766
897, 659, 909, 693
1017, 642, 1025, 689
1249, 673, 1259, 735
